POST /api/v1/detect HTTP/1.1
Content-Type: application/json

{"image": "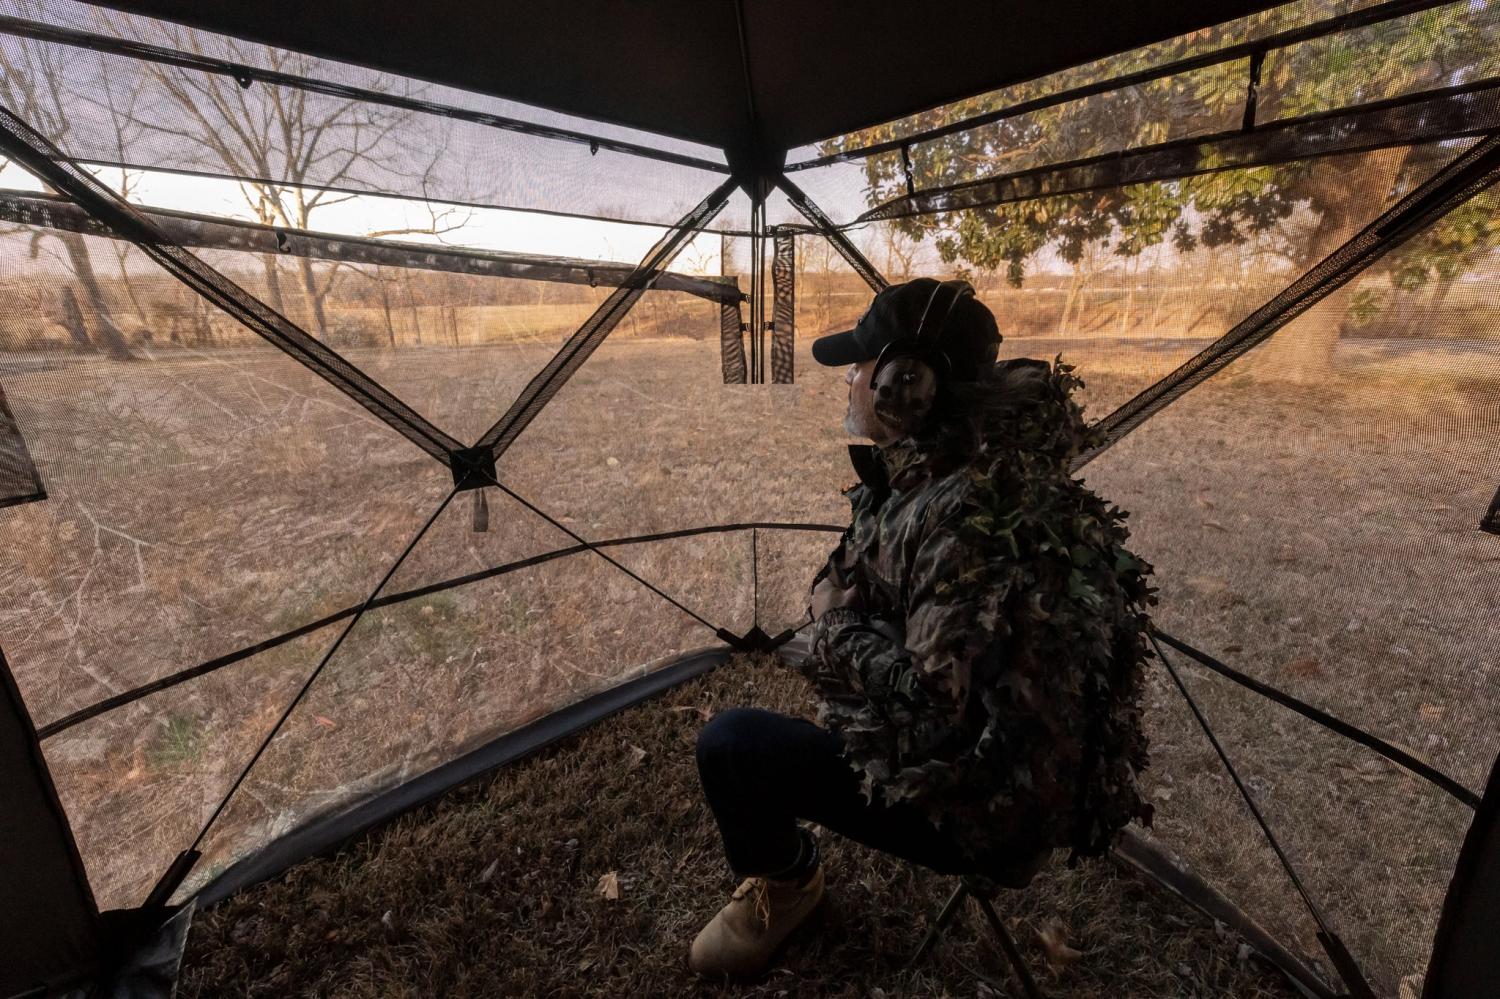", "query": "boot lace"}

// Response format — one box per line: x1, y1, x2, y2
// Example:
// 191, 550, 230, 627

731, 876, 772, 929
